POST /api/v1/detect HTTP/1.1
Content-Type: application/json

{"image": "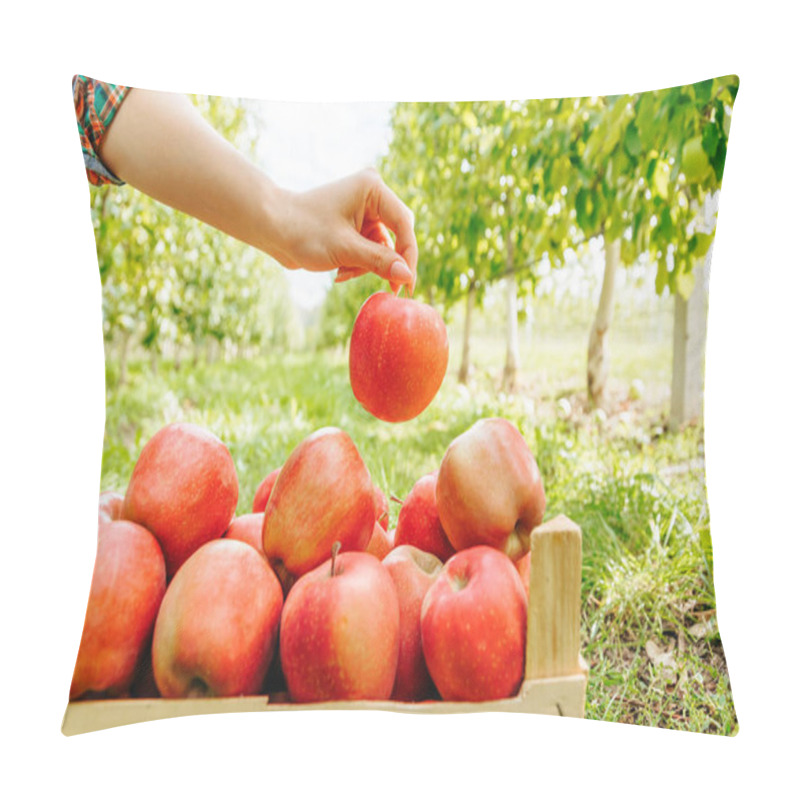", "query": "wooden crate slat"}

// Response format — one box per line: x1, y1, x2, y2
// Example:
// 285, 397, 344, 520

62, 696, 270, 736
525, 515, 583, 680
